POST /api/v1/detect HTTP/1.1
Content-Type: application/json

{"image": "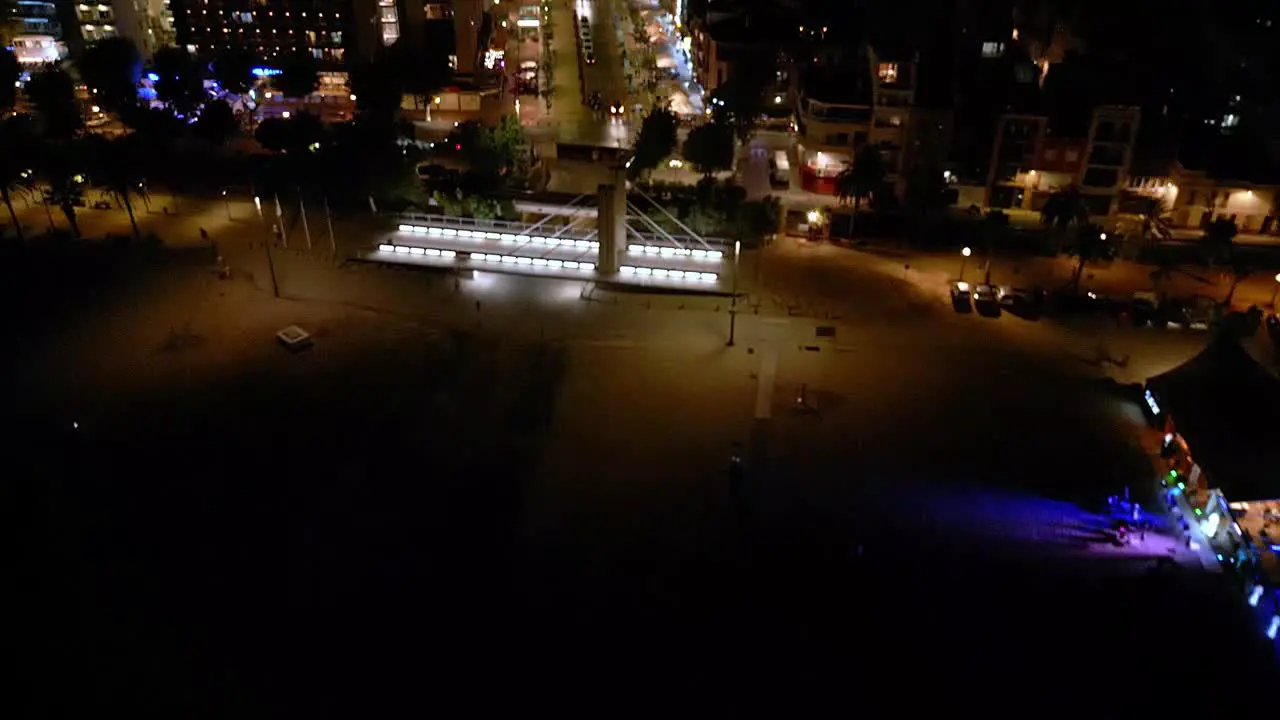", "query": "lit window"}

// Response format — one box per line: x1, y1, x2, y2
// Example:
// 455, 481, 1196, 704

981, 41, 1003, 58
877, 62, 898, 83
1222, 113, 1239, 127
